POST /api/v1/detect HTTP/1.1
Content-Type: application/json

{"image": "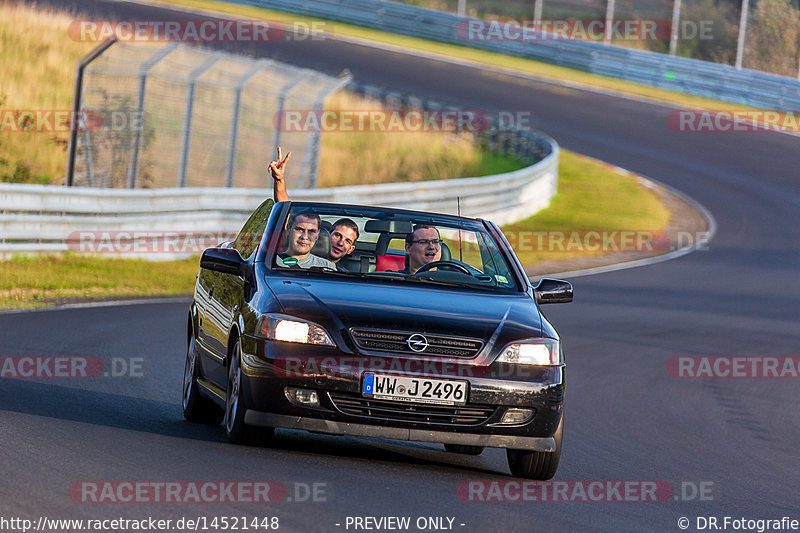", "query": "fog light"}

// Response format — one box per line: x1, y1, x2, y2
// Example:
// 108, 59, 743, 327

500, 408, 534, 425
285, 387, 320, 407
